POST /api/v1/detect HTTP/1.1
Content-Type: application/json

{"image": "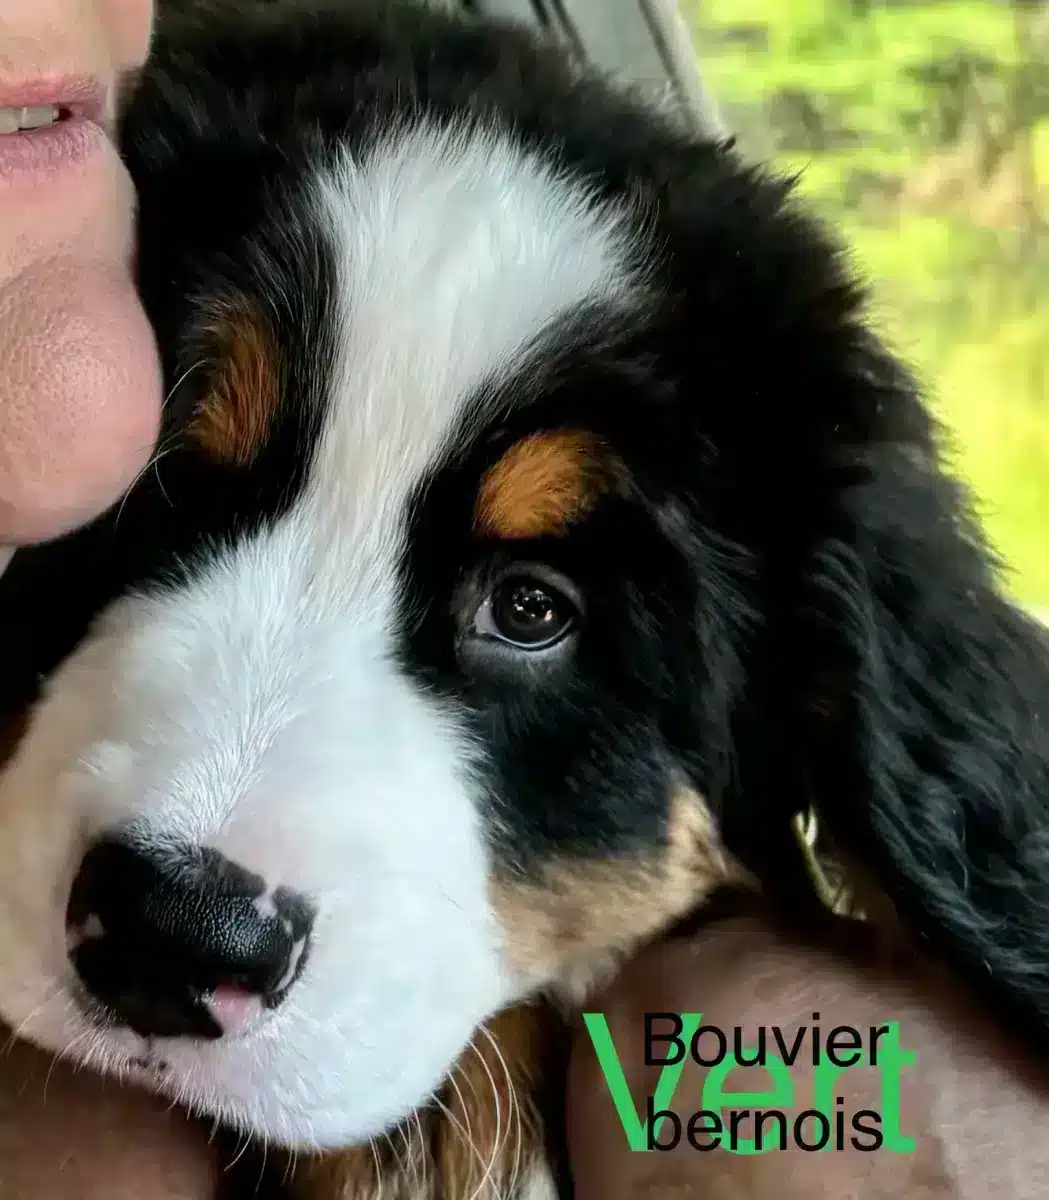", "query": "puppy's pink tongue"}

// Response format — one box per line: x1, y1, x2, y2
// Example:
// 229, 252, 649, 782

208, 985, 264, 1035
